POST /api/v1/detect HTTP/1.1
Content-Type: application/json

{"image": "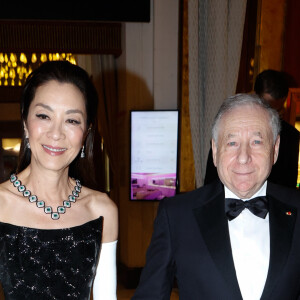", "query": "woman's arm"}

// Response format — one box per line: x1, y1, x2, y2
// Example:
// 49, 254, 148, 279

92, 192, 118, 300
93, 240, 118, 300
